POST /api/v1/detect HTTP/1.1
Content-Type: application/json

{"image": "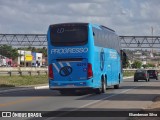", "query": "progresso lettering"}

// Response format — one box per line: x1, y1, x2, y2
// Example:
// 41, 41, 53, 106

51, 48, 88, 54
